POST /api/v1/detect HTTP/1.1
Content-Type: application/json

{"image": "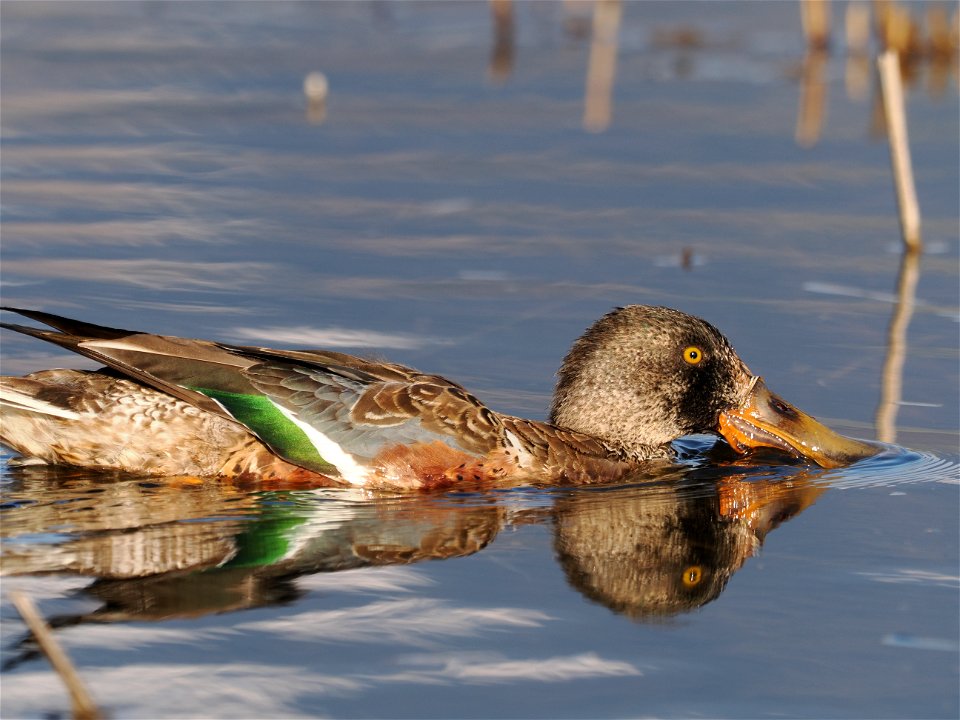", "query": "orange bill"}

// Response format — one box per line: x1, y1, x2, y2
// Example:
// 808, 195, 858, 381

718, 377, 880, 469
